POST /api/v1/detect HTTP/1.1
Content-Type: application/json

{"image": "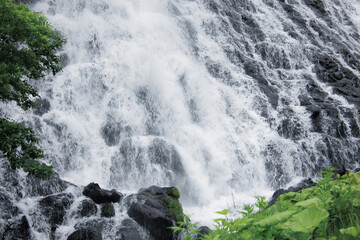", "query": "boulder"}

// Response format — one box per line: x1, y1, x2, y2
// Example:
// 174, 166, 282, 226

78, 199, 97, 218
83, 183, 123, 204
125, 186, 184, 240
74, 218, 110, 234
269, 178, 316, 206
116, 218, 155, 240
67, 228, 102, 240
